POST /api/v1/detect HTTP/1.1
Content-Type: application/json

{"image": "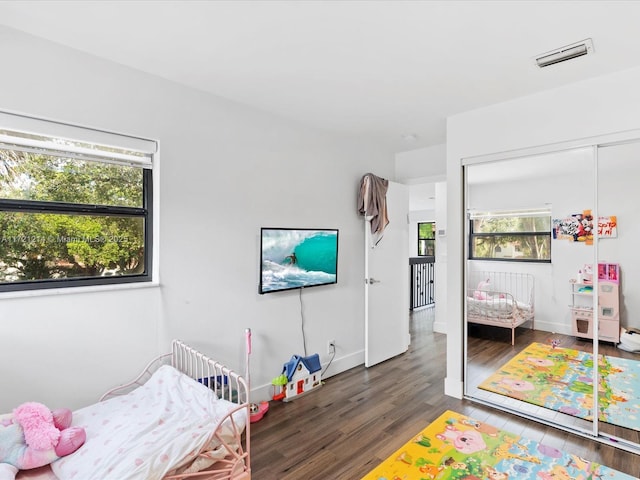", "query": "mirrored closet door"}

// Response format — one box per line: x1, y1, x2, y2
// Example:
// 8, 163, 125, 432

463, 140, 640, 452
595, 141, 640, 448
